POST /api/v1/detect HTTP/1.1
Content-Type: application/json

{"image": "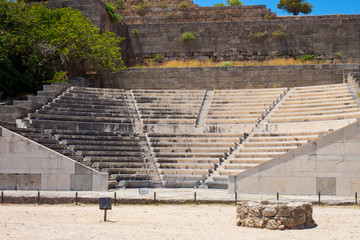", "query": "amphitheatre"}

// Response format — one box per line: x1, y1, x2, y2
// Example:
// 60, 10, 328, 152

1, 0, 360, 238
